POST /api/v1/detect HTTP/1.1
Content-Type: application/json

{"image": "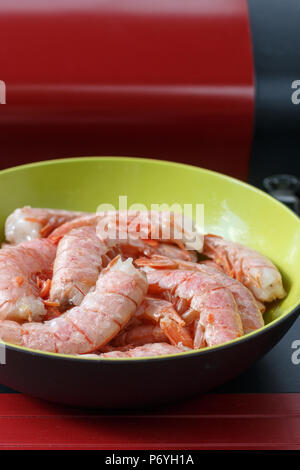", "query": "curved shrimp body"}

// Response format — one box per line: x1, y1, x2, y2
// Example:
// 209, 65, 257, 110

135, 296, 194, 348
98, 211, 203, 253
0, 257, 147, 354
137, 257, 264, 334
197, 264, 264, 332
144, 269, 243, 348
49, 226, 108, 310
49, 211, 203, 255
118, 239, 197, 263
110, 296, 194, 348
153, 242, 198, 262
0, 239, 56, 322
99, 342, 183, 358
5, 206, 88, 244
203, 235, 286, 302
111, 322, 168, 348
183, 261, 264, 333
